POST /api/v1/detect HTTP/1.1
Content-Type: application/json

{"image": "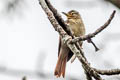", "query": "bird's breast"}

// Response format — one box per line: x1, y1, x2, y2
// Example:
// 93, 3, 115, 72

67, 19, 85, 37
